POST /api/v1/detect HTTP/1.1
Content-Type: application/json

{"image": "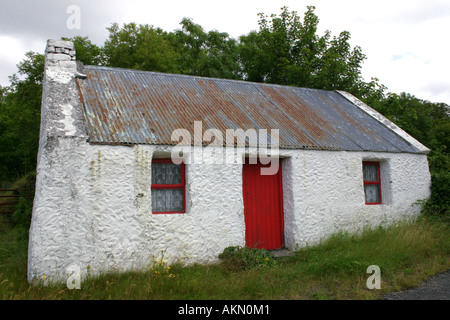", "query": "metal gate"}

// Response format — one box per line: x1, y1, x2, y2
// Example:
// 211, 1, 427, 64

0, 189, 19, 215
